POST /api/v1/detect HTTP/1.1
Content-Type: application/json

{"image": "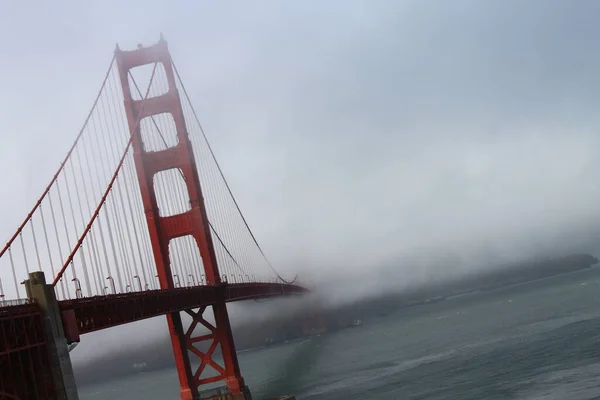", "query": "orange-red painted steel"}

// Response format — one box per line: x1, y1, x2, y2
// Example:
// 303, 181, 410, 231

1, 36, 310, 400
0, 302, 56, 400
115, 37, 249, 398
58, 282, 307, 340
